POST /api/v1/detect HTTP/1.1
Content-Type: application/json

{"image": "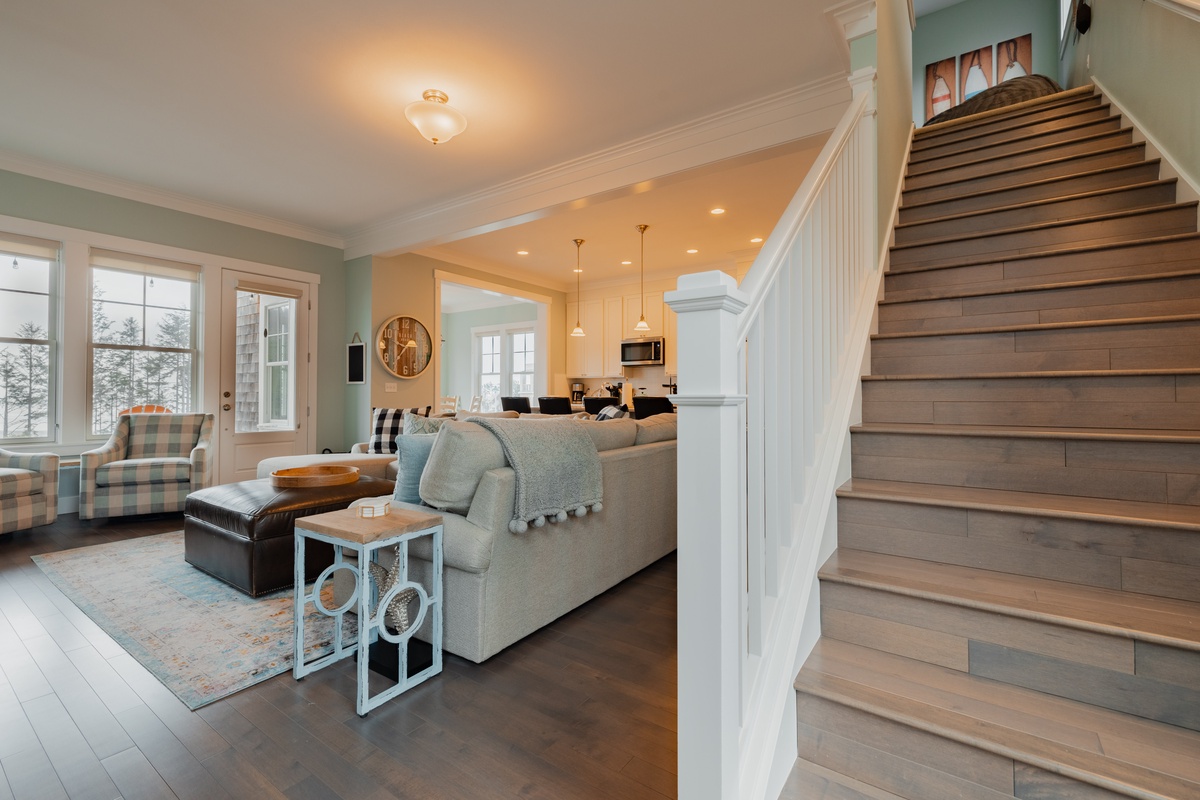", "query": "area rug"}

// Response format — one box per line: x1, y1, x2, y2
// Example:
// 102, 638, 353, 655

33, 532, 348, 710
